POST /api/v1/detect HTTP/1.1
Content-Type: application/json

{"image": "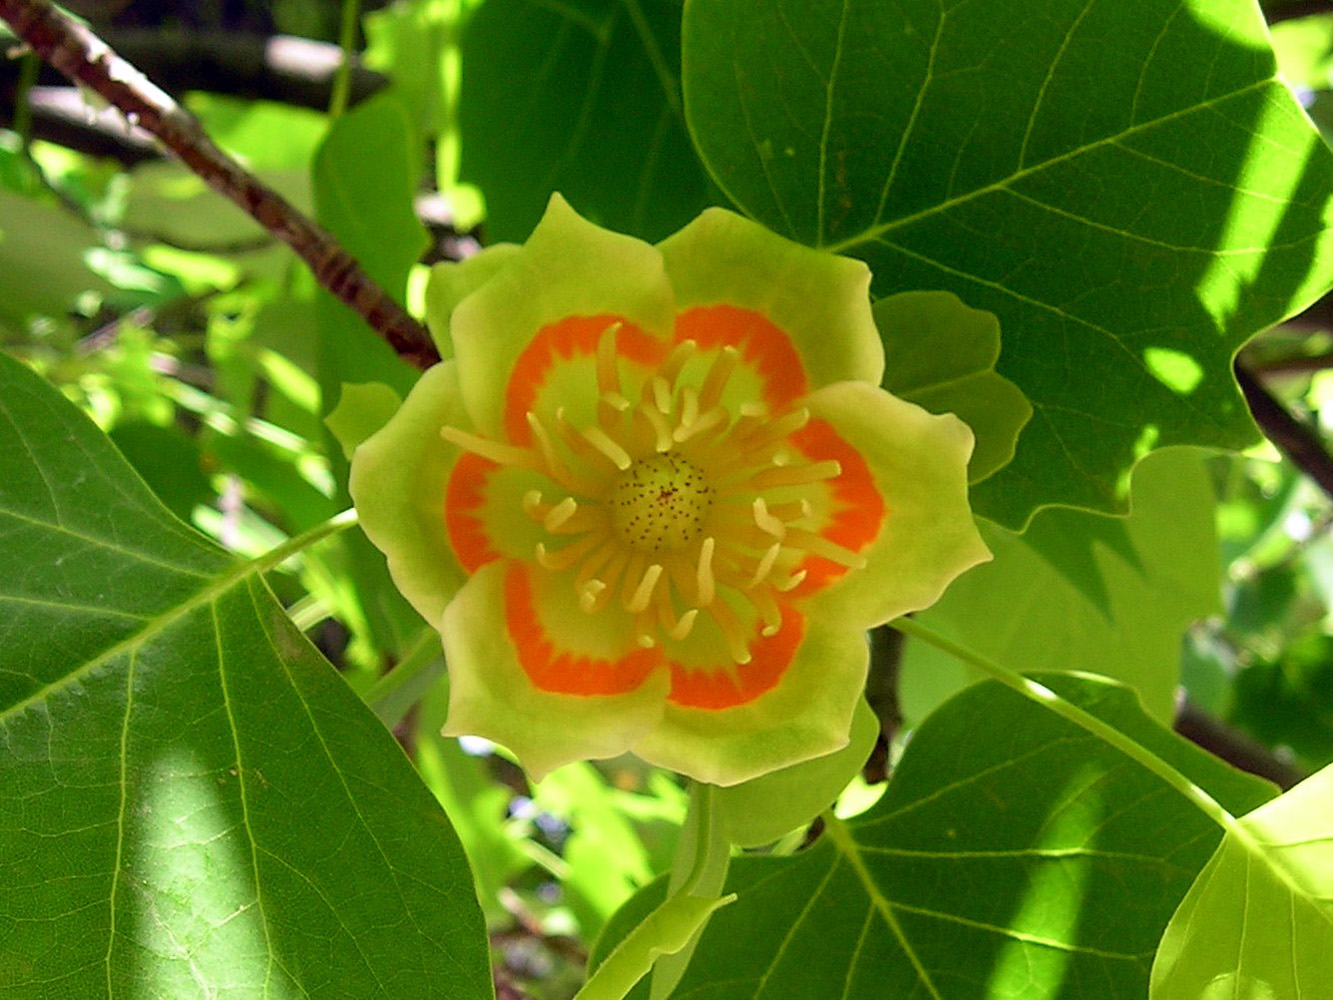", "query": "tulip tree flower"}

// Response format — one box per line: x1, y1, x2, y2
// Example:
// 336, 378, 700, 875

350, 195, 989, 786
